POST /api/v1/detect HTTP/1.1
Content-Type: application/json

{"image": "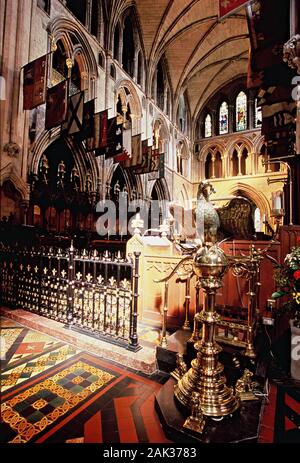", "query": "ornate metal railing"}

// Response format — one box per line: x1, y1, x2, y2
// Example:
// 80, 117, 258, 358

0, 242, 141, 351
